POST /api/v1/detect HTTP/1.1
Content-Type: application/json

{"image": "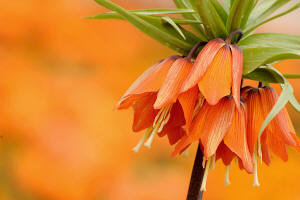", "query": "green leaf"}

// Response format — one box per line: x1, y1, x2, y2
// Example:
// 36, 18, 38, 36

87, 12, 202, 24
246, 0, 290, 32
241, 47, 300, 74
284, 74, 300, 79
173, 0, 207, 41
226, 0, 249, 33
289, 94, 300, 113
243, 67, 284, 83
194, 0, 227, 39
222, 0, 231, 13
210, 0, 228, 24
244, 2, 300, 35
94, 0, 196, 54
162, 16, 186, 40
240, 0, 258, 29
239, 33, 300, 50
89, 8, 195, 16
